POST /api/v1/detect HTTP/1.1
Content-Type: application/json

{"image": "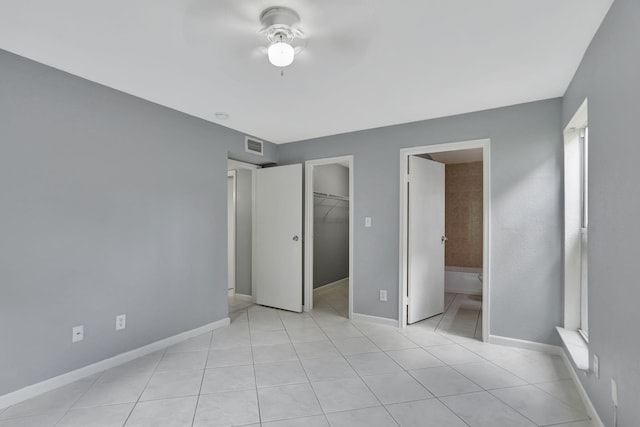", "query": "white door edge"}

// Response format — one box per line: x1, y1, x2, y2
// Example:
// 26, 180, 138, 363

228, 159, 260, 303
227, 170, 236, 294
